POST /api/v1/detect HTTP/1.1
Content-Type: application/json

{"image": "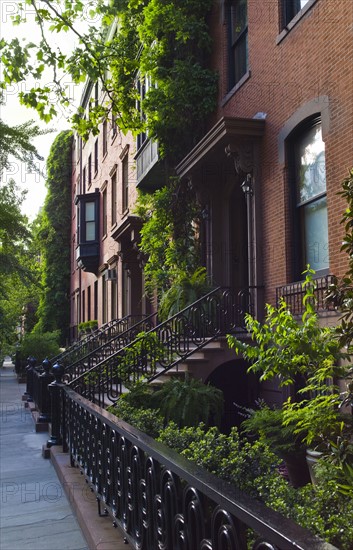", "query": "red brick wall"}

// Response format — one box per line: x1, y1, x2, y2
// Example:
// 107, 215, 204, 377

209, 0, 353, 304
